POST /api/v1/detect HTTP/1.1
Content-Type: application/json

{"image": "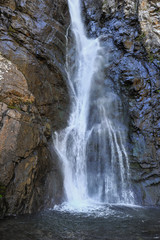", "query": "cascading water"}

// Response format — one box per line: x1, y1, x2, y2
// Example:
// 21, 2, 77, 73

54, 0, 134, 208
